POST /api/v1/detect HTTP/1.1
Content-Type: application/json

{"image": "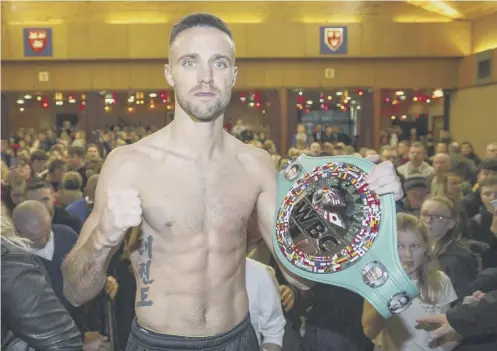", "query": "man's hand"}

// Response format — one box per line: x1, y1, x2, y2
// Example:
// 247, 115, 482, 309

83, 332, 110, 351
104, 276, 119, 300
416, 314, 462, 348
490, 209, 497, 235
463, 290, 486, 305
365, 155, 403, 201
99, 188, 142, 247
280, 285, 295, 312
